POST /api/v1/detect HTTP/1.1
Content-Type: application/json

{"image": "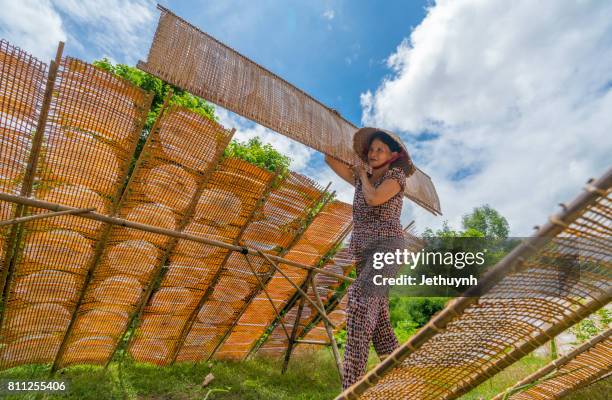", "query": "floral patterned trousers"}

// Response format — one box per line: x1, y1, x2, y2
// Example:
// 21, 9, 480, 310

341, 279, 399, 390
